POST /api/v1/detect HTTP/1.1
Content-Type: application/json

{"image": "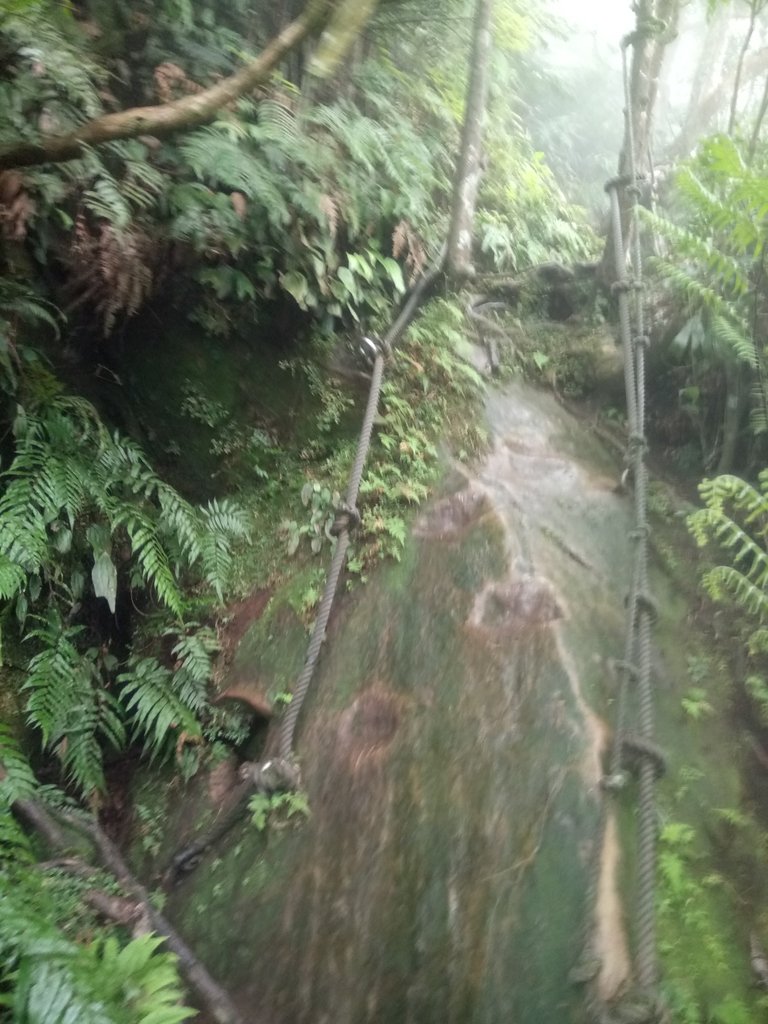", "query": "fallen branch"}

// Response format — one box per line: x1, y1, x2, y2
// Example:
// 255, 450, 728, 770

7, 784, 245, 1024
0, 3, 327, 169
50, 807, 246, 1024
